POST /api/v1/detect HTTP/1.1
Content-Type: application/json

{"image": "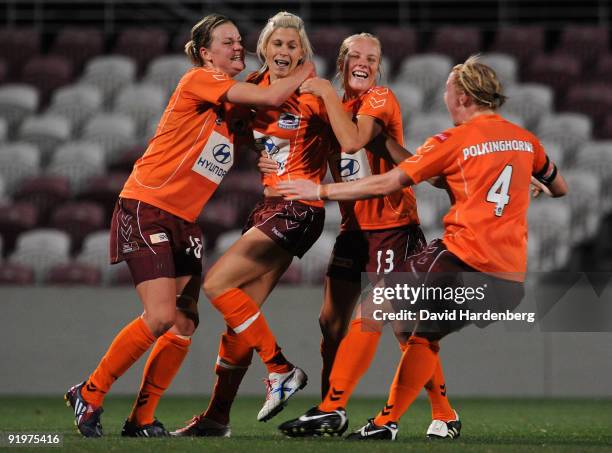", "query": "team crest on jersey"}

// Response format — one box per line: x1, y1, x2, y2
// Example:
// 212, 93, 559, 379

434, 132, 451, 143
278, 112, 300, 129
